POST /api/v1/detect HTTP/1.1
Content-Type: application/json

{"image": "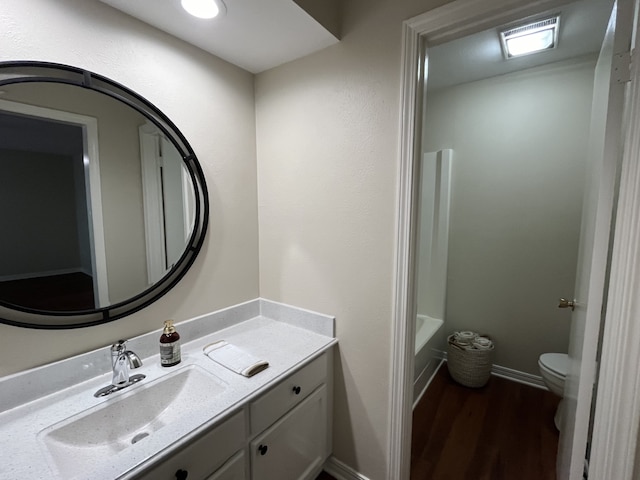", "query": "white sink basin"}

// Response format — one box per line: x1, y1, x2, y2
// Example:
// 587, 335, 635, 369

38, 365, 226, 477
